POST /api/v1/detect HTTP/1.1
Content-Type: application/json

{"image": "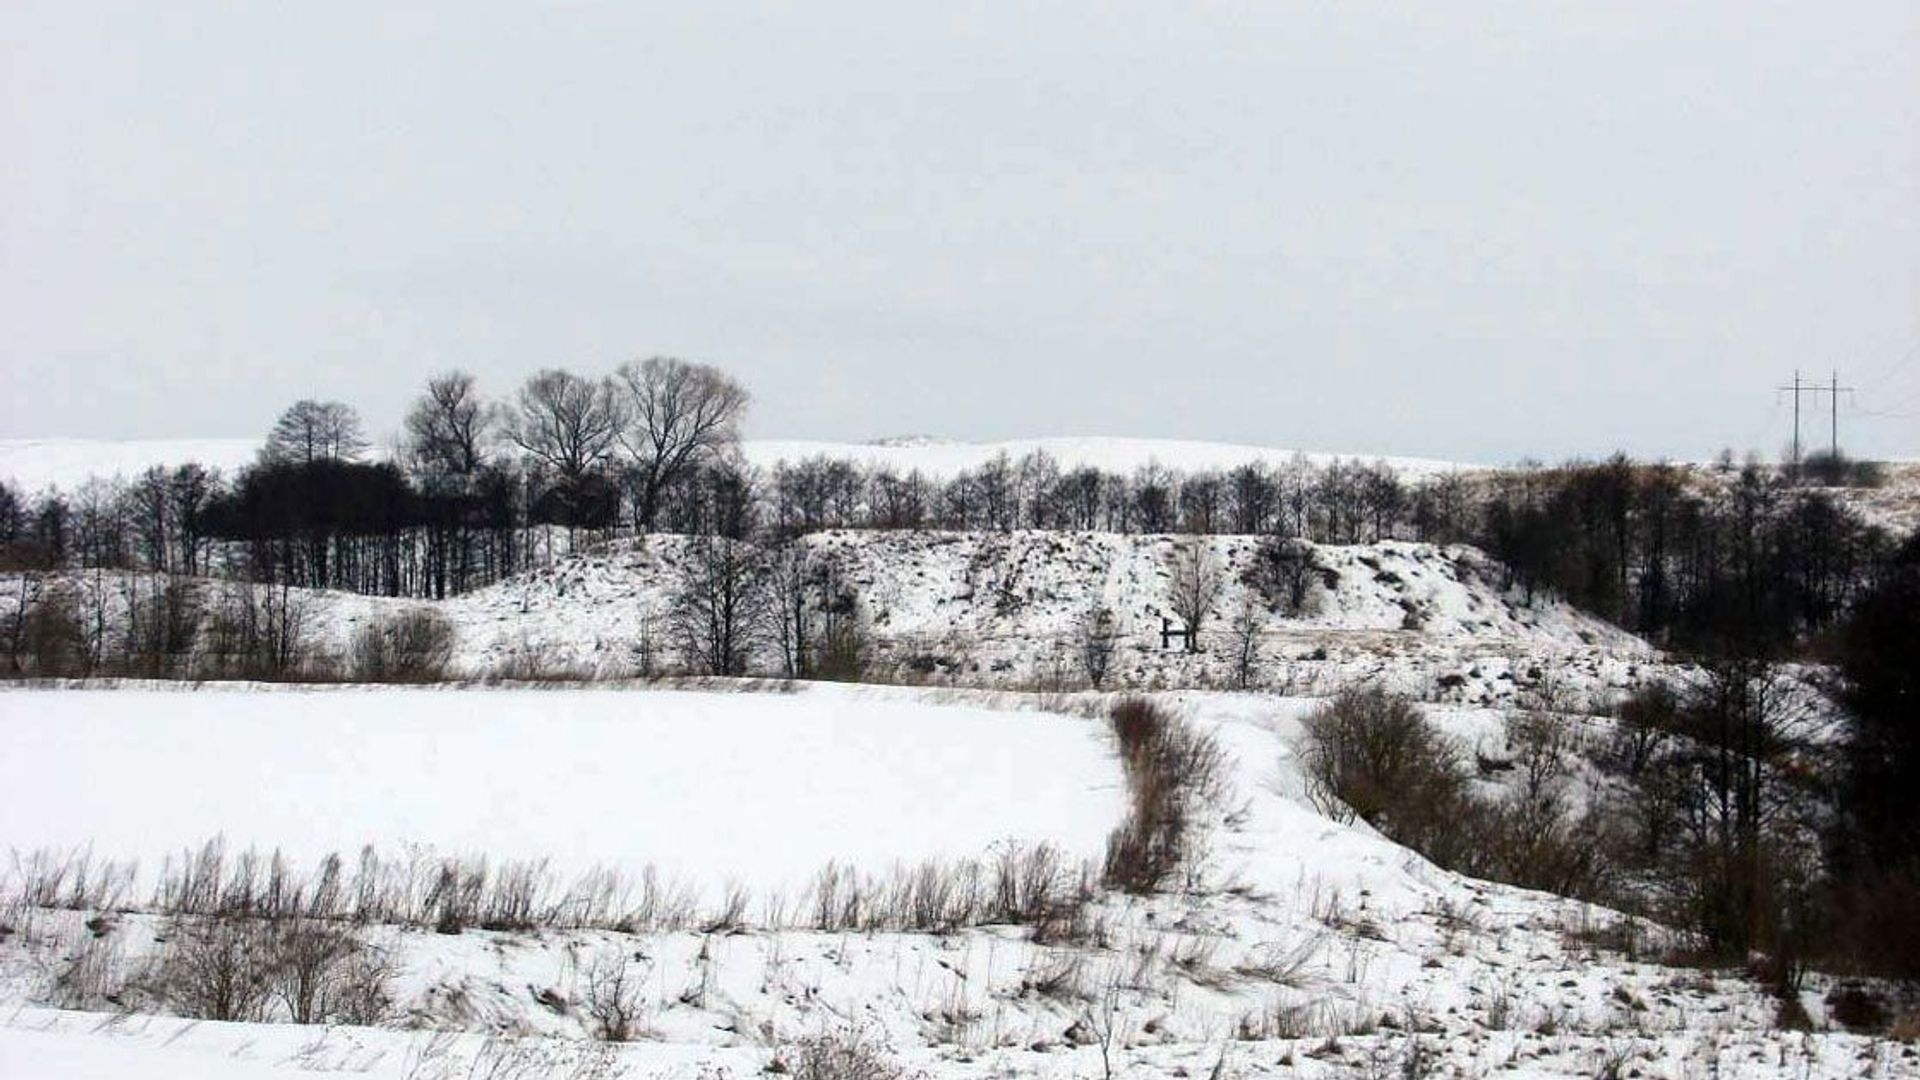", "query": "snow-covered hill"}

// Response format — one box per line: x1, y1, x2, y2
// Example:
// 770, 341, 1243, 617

742, 436, 1472, 478
443, 531, 1653, 704
3, 530, 1654, 704
0, 438, 263, 490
